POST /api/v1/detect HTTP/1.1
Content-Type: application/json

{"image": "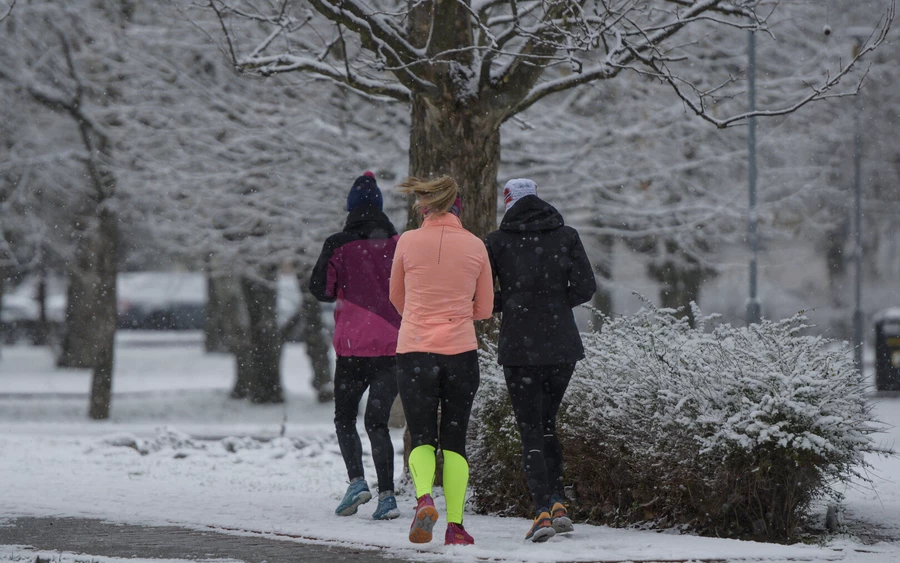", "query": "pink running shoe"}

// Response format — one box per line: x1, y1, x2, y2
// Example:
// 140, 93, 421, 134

409, 494, 439, 544
444, 522, 475, 546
